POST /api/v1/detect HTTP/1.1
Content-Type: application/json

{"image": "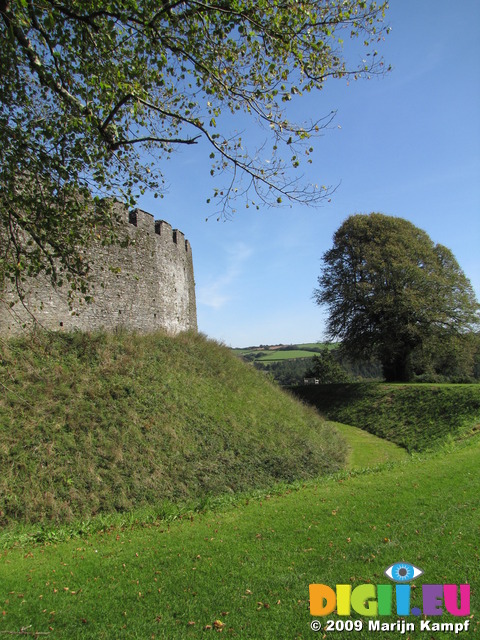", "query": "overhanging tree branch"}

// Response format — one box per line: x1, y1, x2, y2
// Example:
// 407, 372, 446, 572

110, 134, 201, 150
1, 0, 391, 299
